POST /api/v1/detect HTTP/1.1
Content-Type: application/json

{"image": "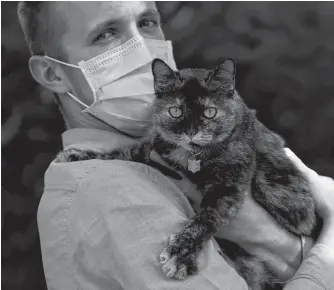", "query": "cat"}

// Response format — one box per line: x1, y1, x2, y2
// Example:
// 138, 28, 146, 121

56, 58, 320, 290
